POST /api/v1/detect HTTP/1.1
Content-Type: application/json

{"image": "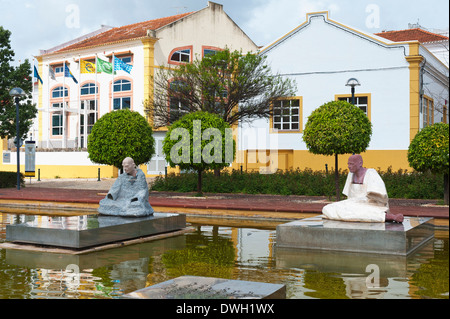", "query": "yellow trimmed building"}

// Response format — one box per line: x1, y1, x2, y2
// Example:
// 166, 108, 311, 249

238, 11, 448, 173
0, 1, 257, 179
